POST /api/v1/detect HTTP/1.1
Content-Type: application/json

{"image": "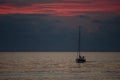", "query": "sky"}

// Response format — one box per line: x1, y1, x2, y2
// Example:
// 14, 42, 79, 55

0, 0, 120, 52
